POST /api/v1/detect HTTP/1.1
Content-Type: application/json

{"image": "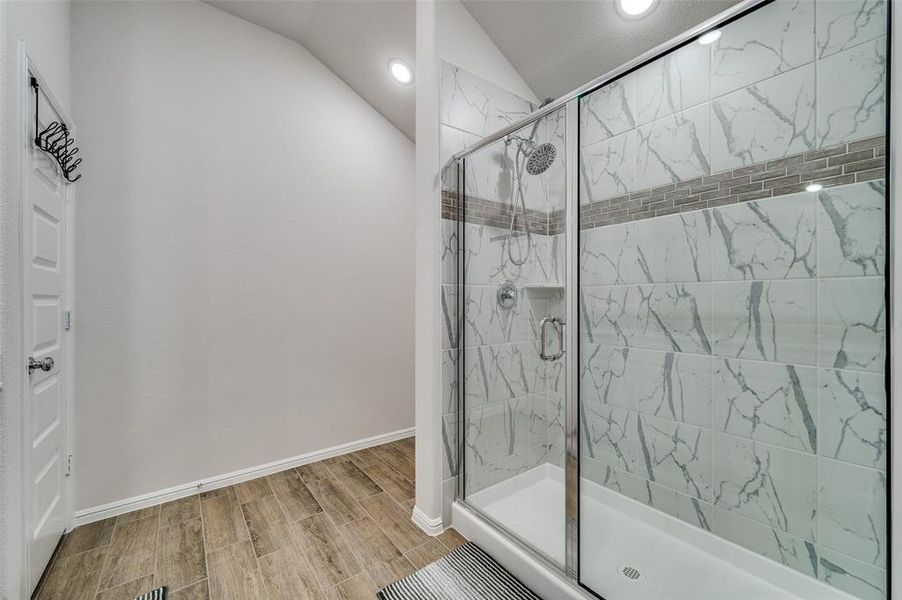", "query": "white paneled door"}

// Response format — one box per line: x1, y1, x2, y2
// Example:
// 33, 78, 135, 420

25, 77, 72, 594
